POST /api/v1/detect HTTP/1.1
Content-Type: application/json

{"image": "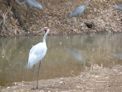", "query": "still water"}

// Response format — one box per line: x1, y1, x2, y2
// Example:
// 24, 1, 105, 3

0, 33, 122, 86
